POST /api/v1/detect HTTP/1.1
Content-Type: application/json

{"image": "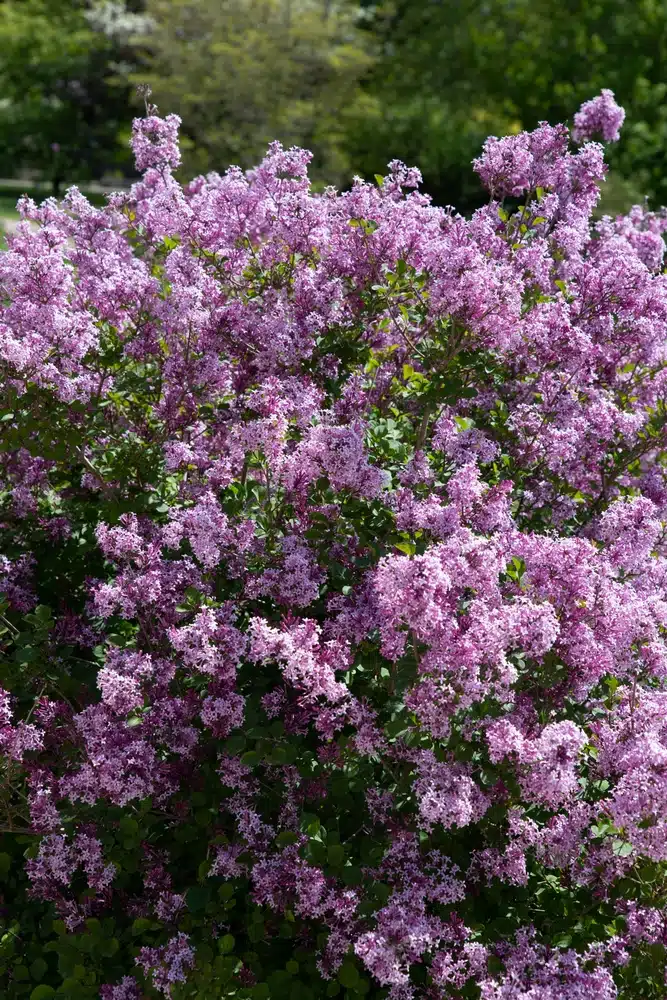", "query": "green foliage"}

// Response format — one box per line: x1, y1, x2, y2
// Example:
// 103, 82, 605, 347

353, 0, 667, 211
0, 0, 667, 210
0, 0, 146, 192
